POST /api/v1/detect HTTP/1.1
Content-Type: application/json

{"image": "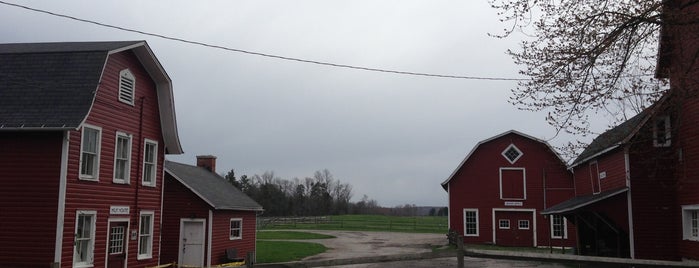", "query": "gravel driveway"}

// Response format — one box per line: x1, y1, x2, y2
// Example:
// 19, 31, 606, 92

271, 230, 446, 261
